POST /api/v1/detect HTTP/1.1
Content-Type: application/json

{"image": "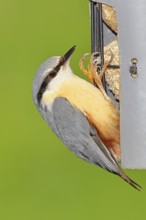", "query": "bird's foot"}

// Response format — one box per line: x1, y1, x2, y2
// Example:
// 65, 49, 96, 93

79, 51, 114, 101
79, 53, 94, 83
